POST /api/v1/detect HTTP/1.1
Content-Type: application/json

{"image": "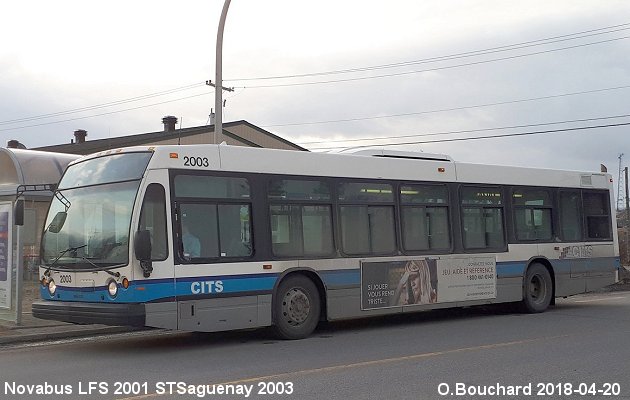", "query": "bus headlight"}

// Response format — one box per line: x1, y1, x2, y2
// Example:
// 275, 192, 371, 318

48, 279, 57, 296
107, 280, 118, 298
